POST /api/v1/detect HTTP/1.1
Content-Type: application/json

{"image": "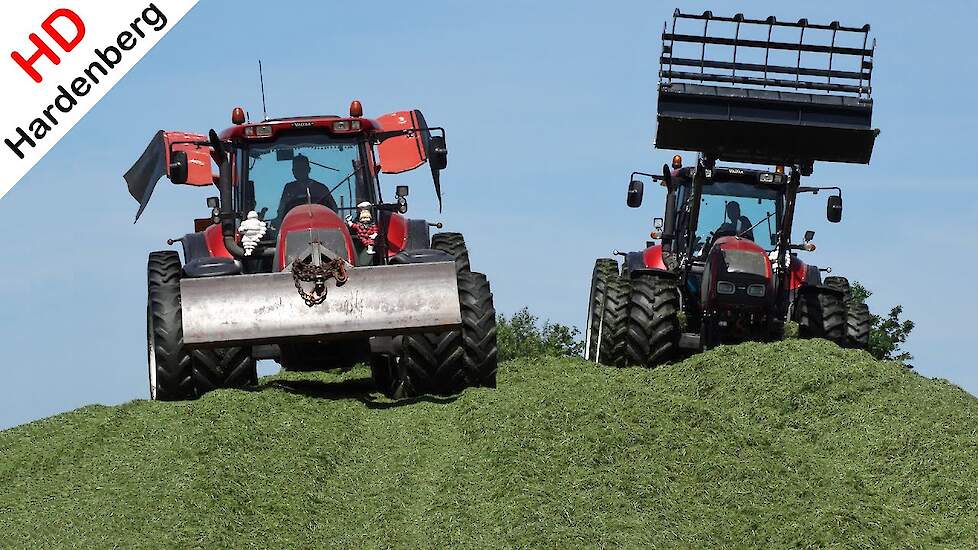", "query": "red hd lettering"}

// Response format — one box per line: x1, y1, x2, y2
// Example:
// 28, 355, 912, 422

10, 8, 86, 83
